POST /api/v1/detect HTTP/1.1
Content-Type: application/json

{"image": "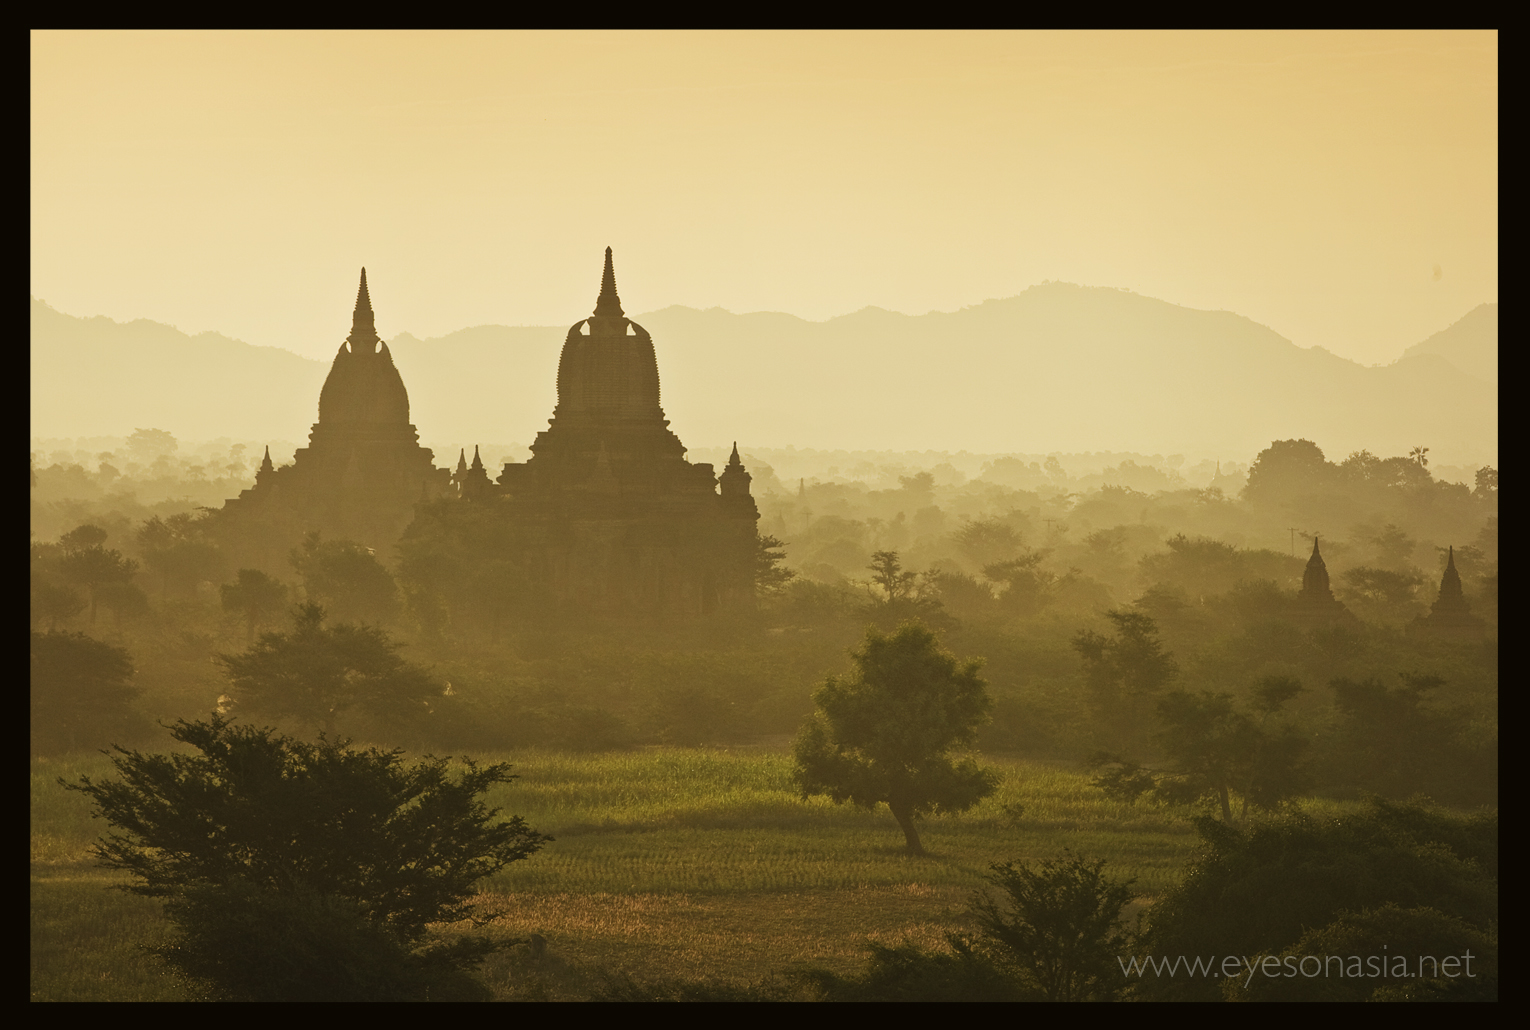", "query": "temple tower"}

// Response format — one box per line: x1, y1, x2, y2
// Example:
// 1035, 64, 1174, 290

1292, 536, 1357, 628
1411, 546, 1487, 640
496, 248, 759, 613
223, 269, 450, 555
